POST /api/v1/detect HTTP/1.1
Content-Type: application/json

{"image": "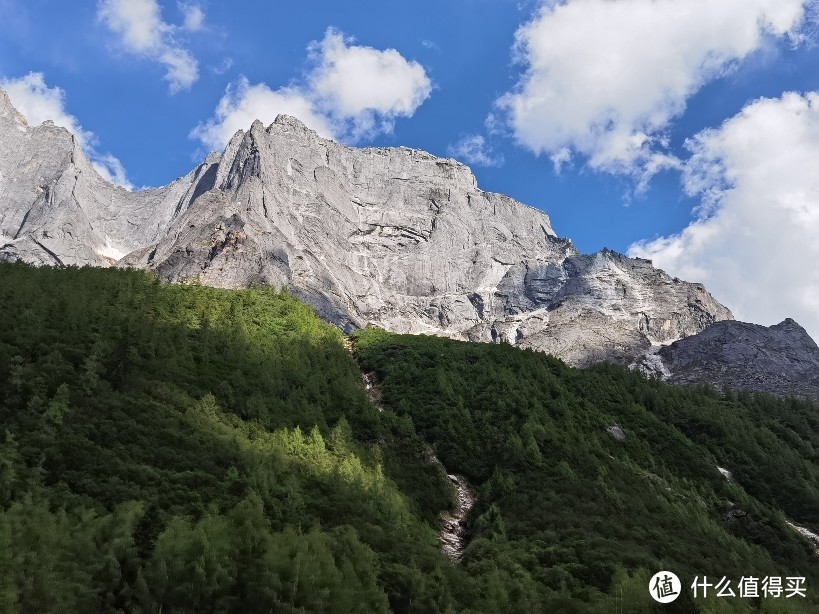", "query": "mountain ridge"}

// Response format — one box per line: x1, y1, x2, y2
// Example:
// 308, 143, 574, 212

121, 114, 734, 364
5, 87, 816, 393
